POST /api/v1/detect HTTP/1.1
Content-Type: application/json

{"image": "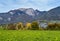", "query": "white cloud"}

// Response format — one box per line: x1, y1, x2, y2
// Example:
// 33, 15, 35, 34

0, 0, 60, 12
